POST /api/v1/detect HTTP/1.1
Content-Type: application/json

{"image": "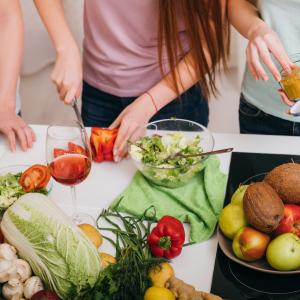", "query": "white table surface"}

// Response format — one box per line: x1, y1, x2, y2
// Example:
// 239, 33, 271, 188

1, 125, 300, 293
